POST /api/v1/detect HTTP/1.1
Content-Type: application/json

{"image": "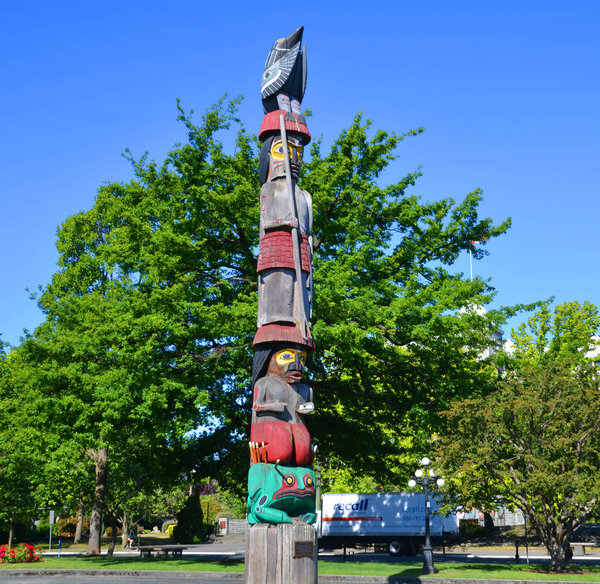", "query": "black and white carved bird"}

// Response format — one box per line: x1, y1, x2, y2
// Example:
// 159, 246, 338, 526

261, 26, 307, 114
